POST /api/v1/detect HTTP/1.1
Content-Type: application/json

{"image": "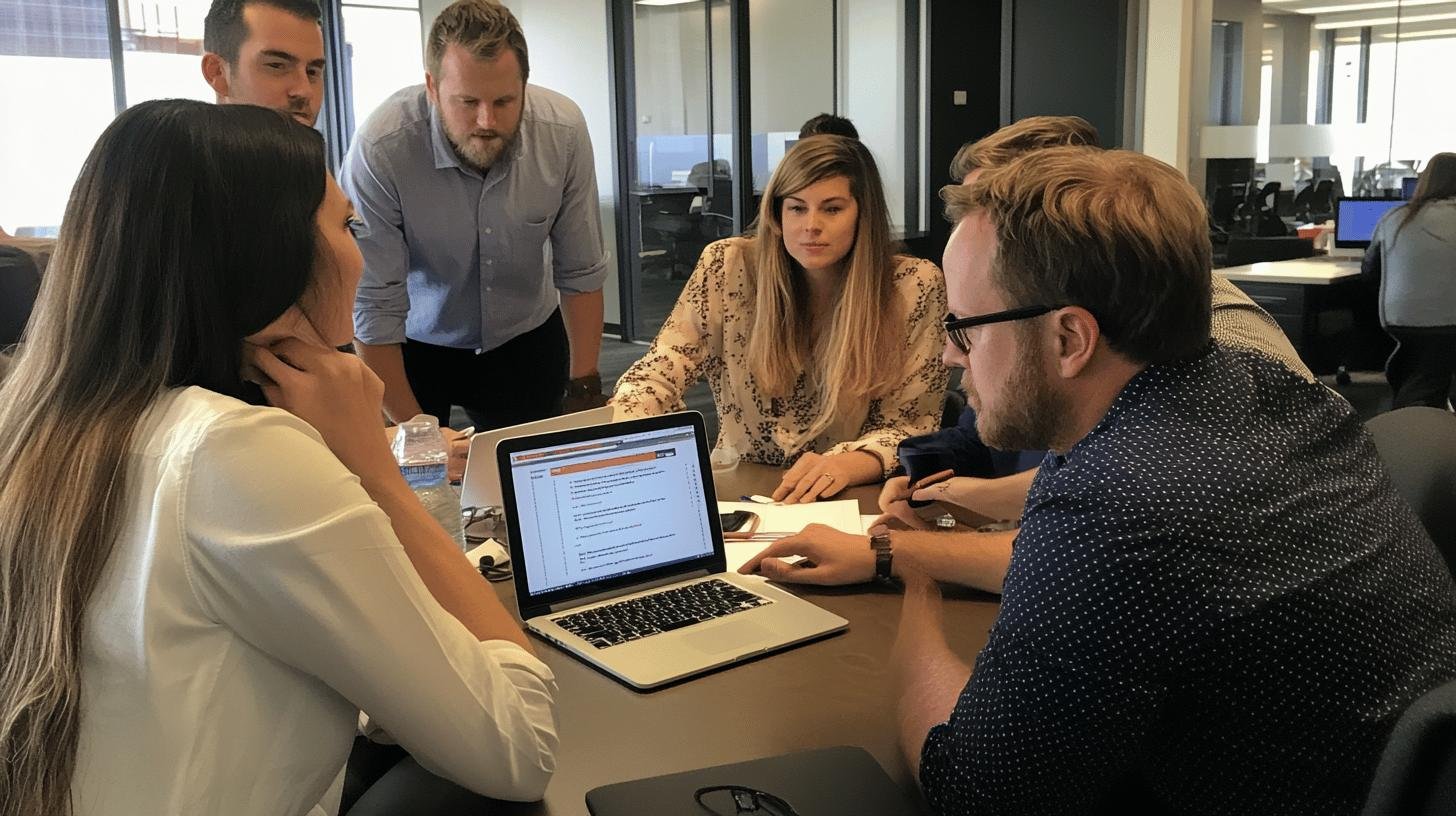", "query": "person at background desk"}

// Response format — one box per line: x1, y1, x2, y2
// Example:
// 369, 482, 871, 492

1363, 152, 1456, 409
345, 0, 609, 432
201, 0, 326, 127
745, 146, 1456, 814
614, 135, 947, 503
